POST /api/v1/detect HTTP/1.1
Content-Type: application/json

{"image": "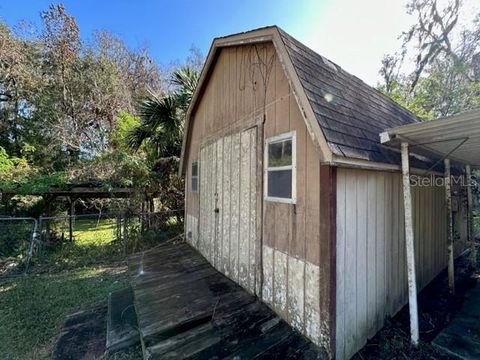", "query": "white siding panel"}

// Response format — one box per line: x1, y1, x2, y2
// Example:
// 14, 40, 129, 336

344, 171, 357, 358
196, 128, 258, 295
305, 260, 321, 344
336, 168, 458, 360
239, 131, 250, 288
335, 170, 346, 360
273, 249, 288, 316
262, 245, 274, 305
222, 135, 232, 276
230, 132, 241, 282
249, 129, 257, 293
263, 245, 320, 346
287, 256, 305, 331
